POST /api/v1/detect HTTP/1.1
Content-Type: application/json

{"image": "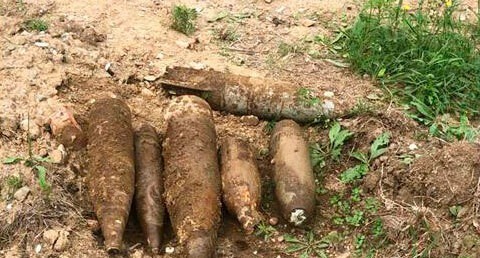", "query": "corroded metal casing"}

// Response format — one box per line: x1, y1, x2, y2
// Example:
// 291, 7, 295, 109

270, 120, 315, 226
163, 95, 221, 258
87, 98, 135, 253
220, 137, 262, 233
160, 67, 334, 123
134, 124, 165, 254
